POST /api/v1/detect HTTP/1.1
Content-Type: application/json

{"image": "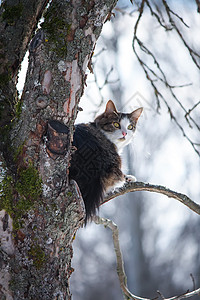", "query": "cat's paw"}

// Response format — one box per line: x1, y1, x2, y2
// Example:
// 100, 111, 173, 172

125, 175, 136, 182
